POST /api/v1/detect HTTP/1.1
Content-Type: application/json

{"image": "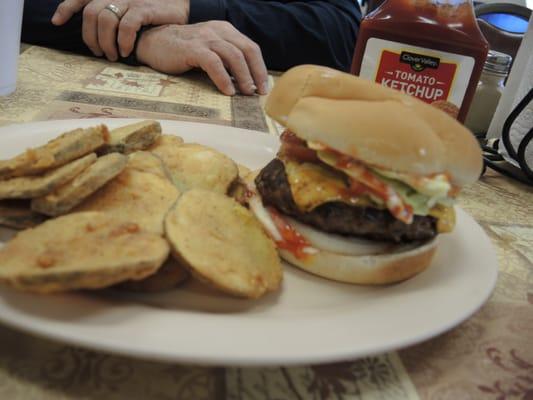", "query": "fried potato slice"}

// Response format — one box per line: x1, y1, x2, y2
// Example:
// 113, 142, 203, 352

99, 120, 161, 155
0, 200, 47, 230
147, 134, 184, 152
73, 167, 179, 235
152, 143, 238, 194
0, 125, 108, 179
0, 153, 96, 200
126, 151, 170, 181
0, 212, 169, 293
31, 153, 127, 217
165, 189, 282, 298
118, 257, 189, 292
